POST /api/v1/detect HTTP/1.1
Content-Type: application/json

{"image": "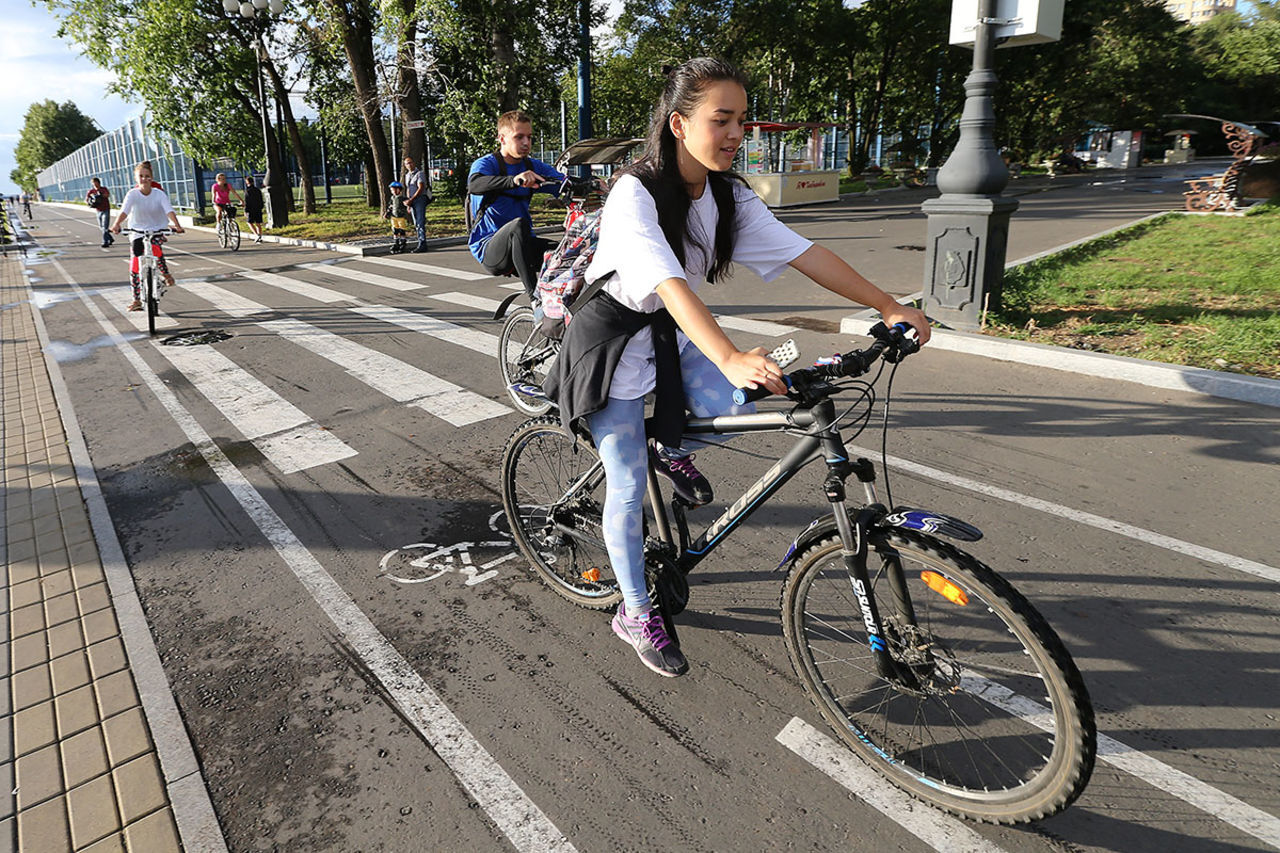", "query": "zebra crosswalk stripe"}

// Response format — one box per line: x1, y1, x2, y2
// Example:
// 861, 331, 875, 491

359, 256, 495, 281
241, 269, 350, 303
349, 304, 499, 357
300, 261, 425, 292
154, 343, 357, 473
258, 317, 510, 426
